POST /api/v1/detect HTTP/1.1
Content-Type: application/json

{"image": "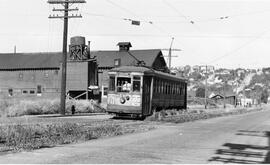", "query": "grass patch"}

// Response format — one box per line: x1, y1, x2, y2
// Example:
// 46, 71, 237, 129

146, 107, 264, 123
0, 99, 105, 117
0, 122, 154, 152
